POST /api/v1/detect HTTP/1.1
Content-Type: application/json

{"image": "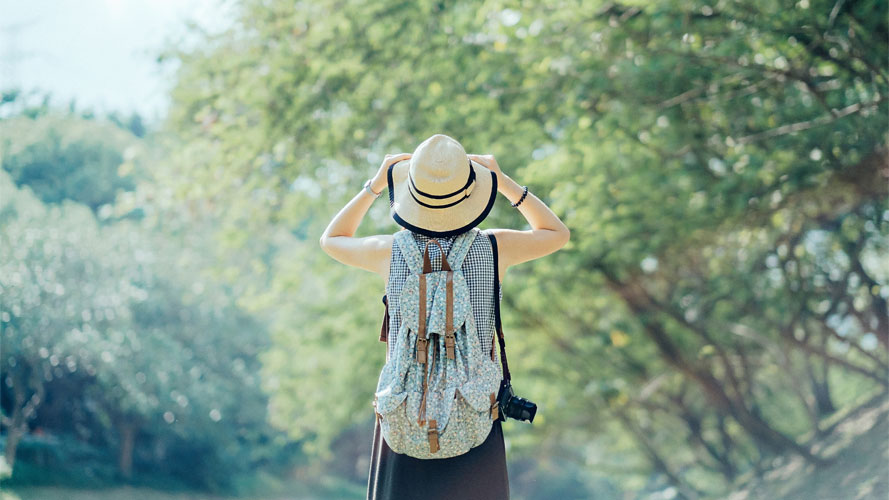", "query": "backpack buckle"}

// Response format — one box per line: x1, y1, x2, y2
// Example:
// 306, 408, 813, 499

427, 419, 440, 453
416, 337, 428, 364
445, 333, 456, 359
